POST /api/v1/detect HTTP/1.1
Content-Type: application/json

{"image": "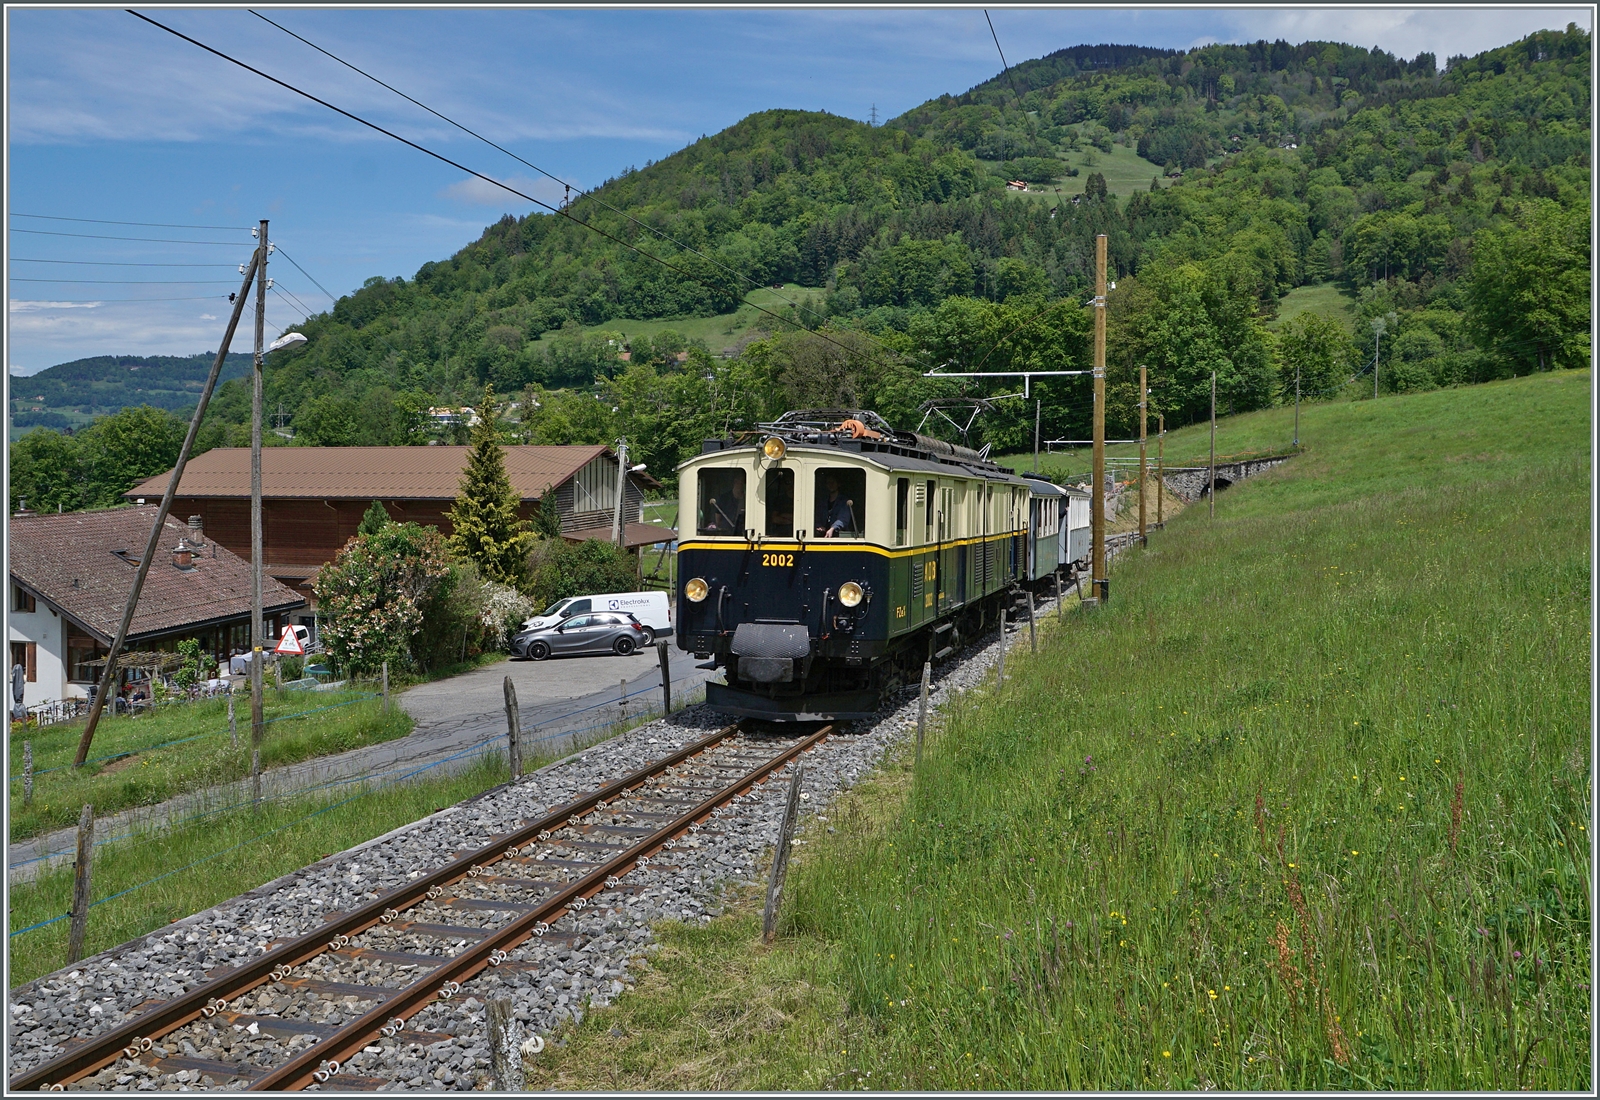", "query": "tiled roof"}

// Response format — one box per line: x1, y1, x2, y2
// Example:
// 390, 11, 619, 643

8, 506, 304, 643
124, 445, 646, 501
